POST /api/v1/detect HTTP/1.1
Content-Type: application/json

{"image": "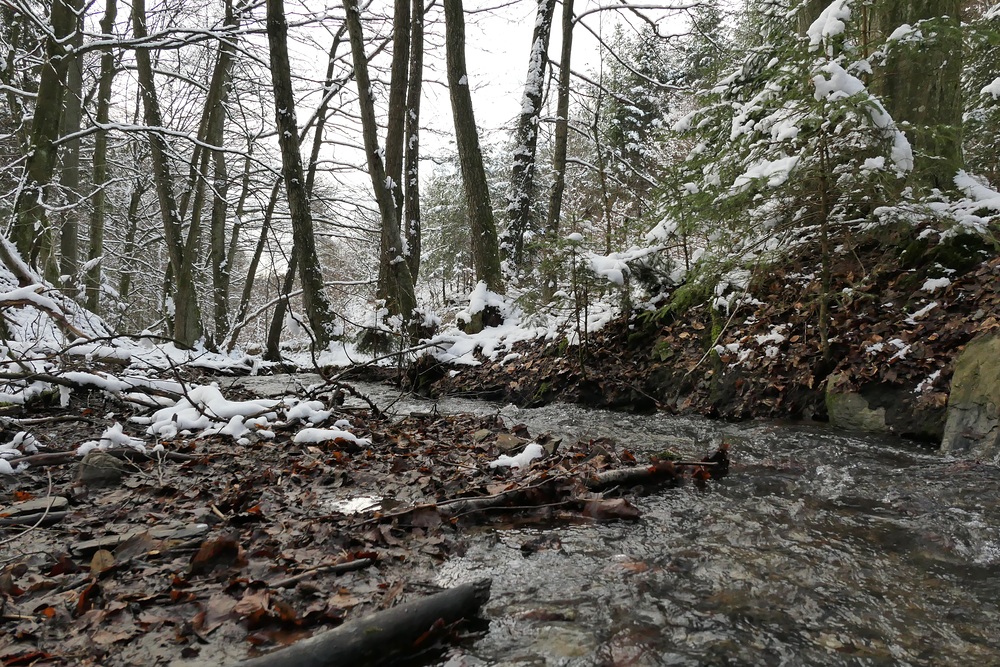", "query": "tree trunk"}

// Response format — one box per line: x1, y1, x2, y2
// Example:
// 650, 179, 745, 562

266, 0, 337, 350
11, 0, 79, 277
86, 0, 118, 313
385, 0, 410, 219
265, 25, 347, 359
873, 0, 963, 190
372, 0, 413, 316
208, 0, 241, 341
58, 7, 84, 294
443, 0, 505, 328
403, 0, 424, 282
343, 0, 417, 340
117, 184, 144, 317
505, 0, 556, 273
132, 0, 203, 346
543, 0, 574, 303
233, 580, 491, 667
